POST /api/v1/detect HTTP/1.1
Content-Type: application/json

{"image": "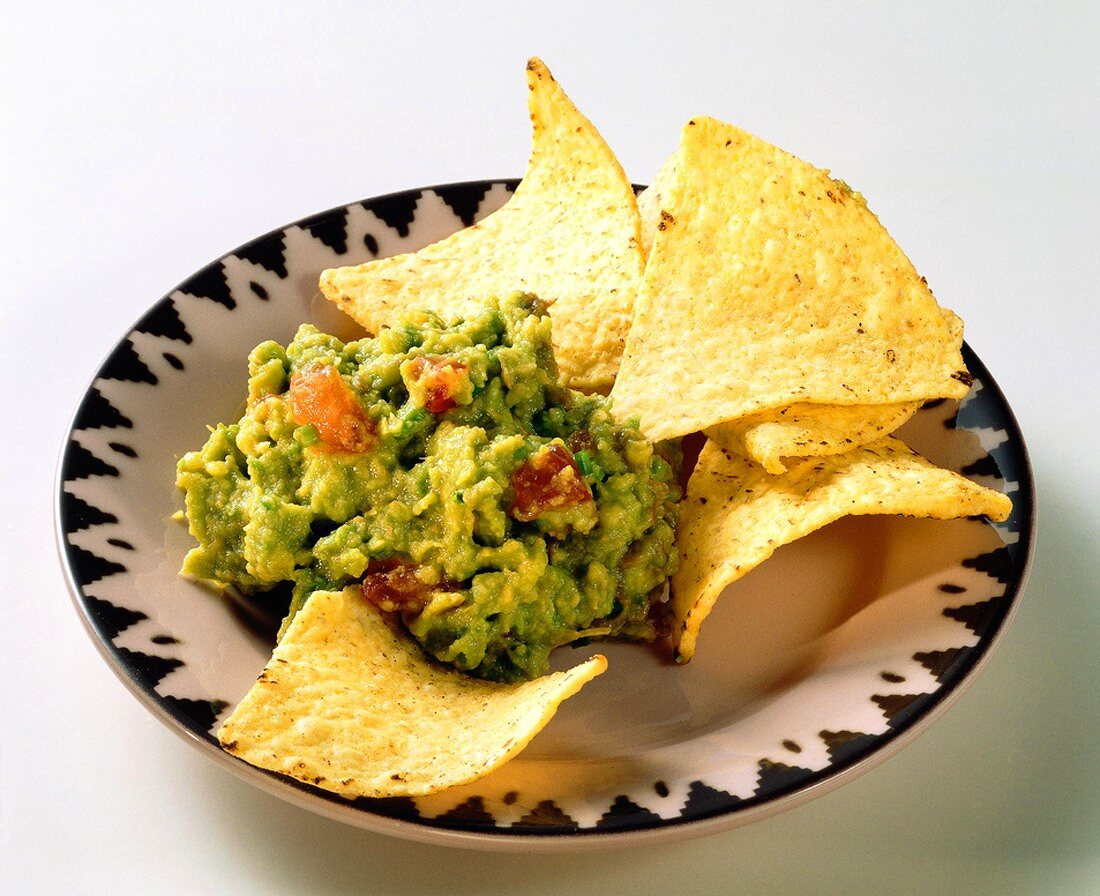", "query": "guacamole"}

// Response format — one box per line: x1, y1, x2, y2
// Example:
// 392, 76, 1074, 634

177, 293, 680, 682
